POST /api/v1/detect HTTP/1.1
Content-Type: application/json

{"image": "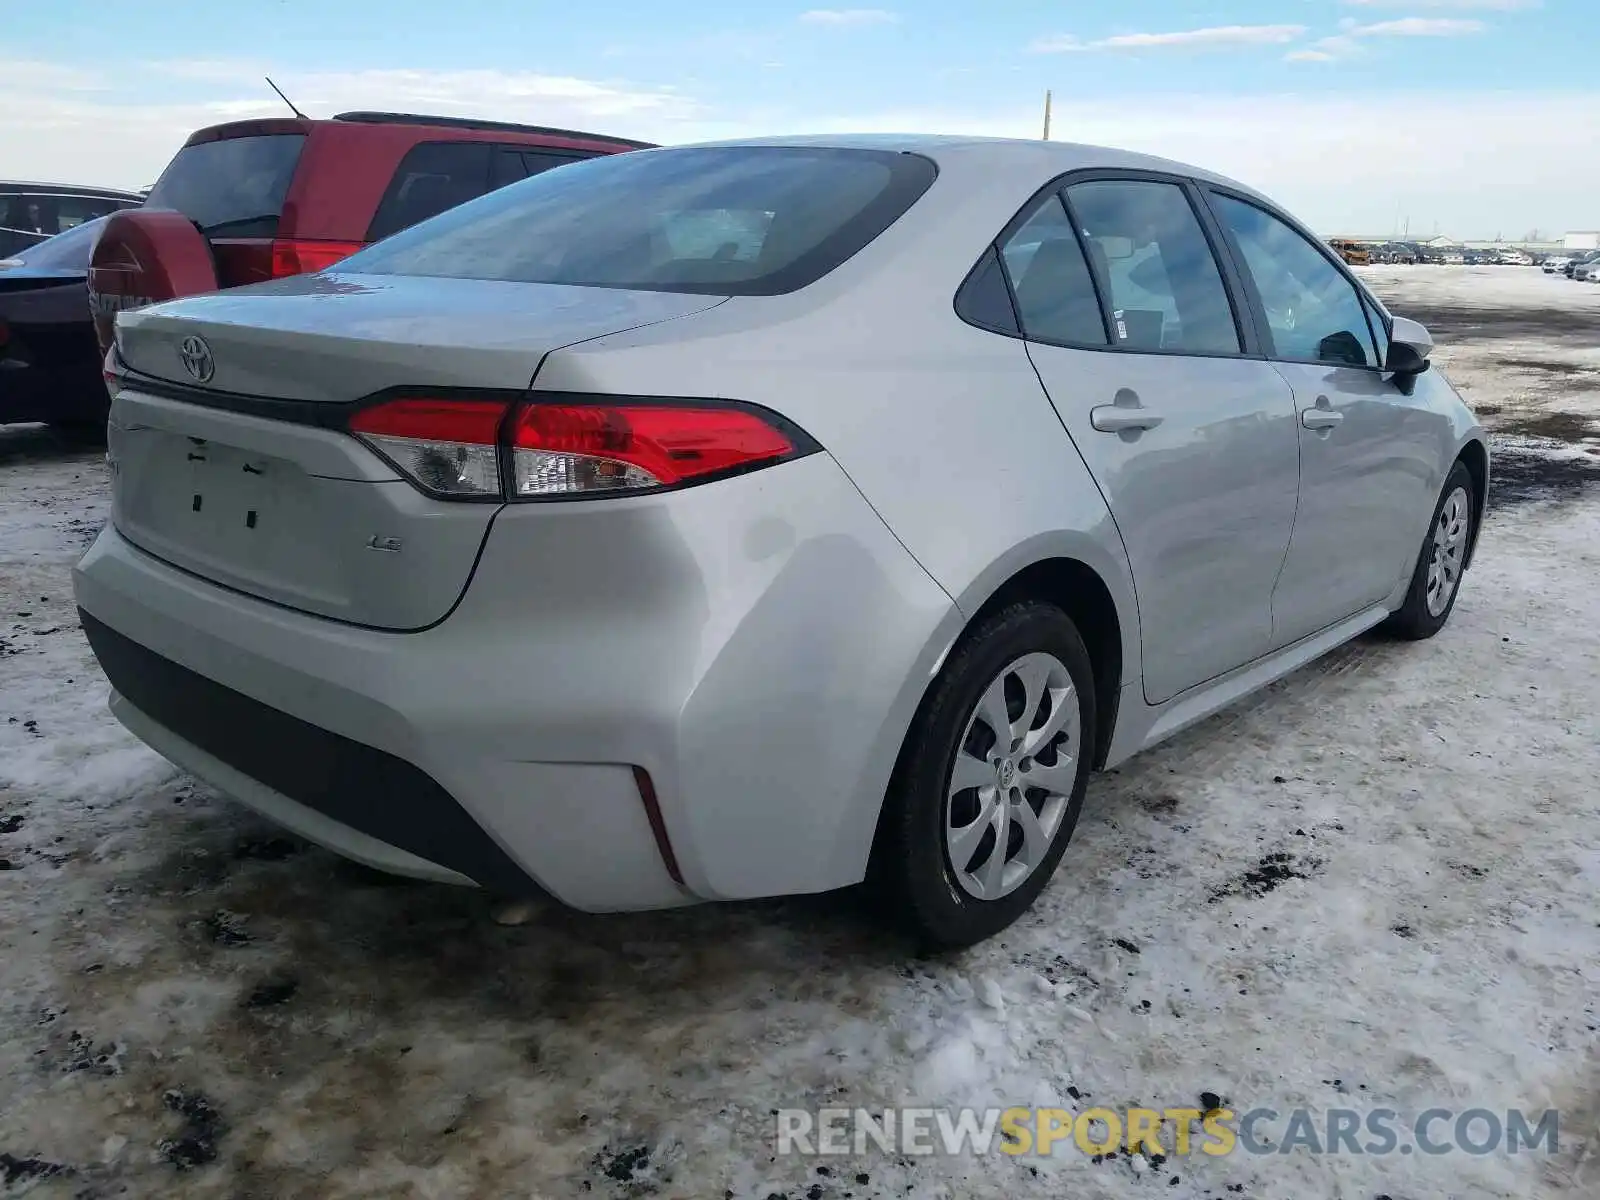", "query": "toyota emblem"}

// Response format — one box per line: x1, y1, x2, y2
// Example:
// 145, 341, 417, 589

178, 335, 214, 383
